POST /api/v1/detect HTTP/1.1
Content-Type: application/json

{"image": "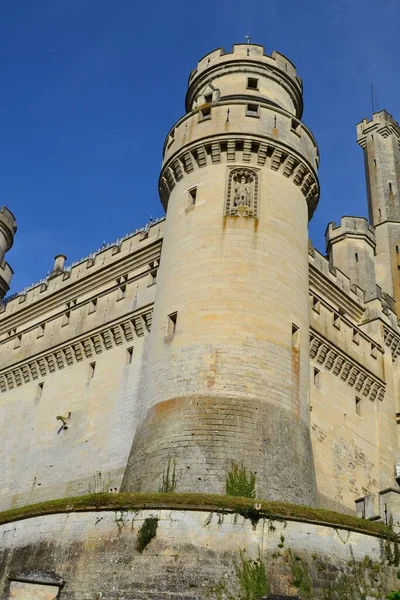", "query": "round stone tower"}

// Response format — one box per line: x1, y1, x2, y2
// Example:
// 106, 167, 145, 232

122, 44, 320, 505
